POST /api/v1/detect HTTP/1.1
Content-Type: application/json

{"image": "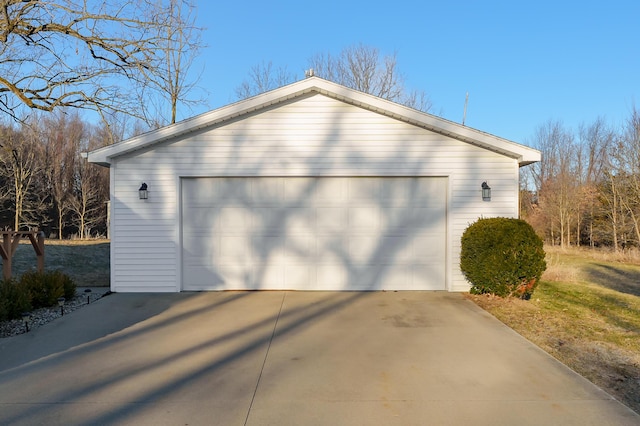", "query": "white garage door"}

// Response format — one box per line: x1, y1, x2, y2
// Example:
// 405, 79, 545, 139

181, 177, 446, 291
